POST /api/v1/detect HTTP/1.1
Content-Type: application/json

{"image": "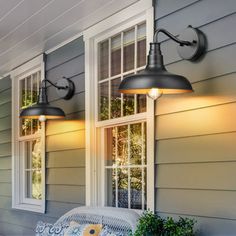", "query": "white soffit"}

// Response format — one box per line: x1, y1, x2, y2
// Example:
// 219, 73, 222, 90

0, 0, 139, 75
